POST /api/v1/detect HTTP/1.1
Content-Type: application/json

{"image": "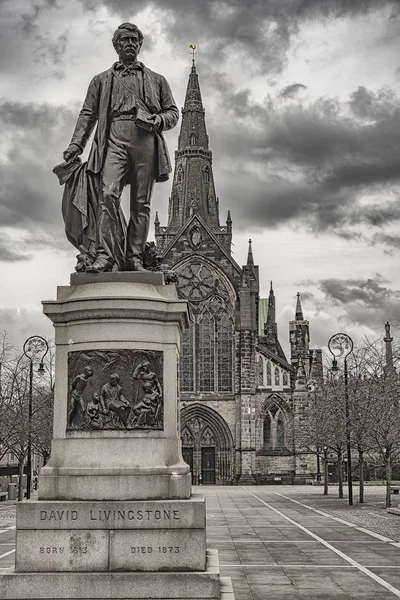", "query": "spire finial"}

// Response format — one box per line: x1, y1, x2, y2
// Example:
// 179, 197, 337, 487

270, 280, 273, 291
295, 292, 304, 320
189, 44, 197, 69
